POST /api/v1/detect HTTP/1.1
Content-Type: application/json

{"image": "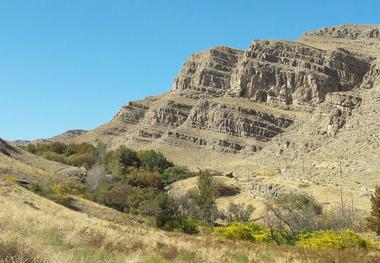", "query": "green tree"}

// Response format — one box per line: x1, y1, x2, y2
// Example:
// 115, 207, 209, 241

138, 150, 172, 171
367, 186, 380, 235
264, 193, 323, 244
94, 140, 107, 164
196, 170, 217, 223
116, 146, 140, 167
